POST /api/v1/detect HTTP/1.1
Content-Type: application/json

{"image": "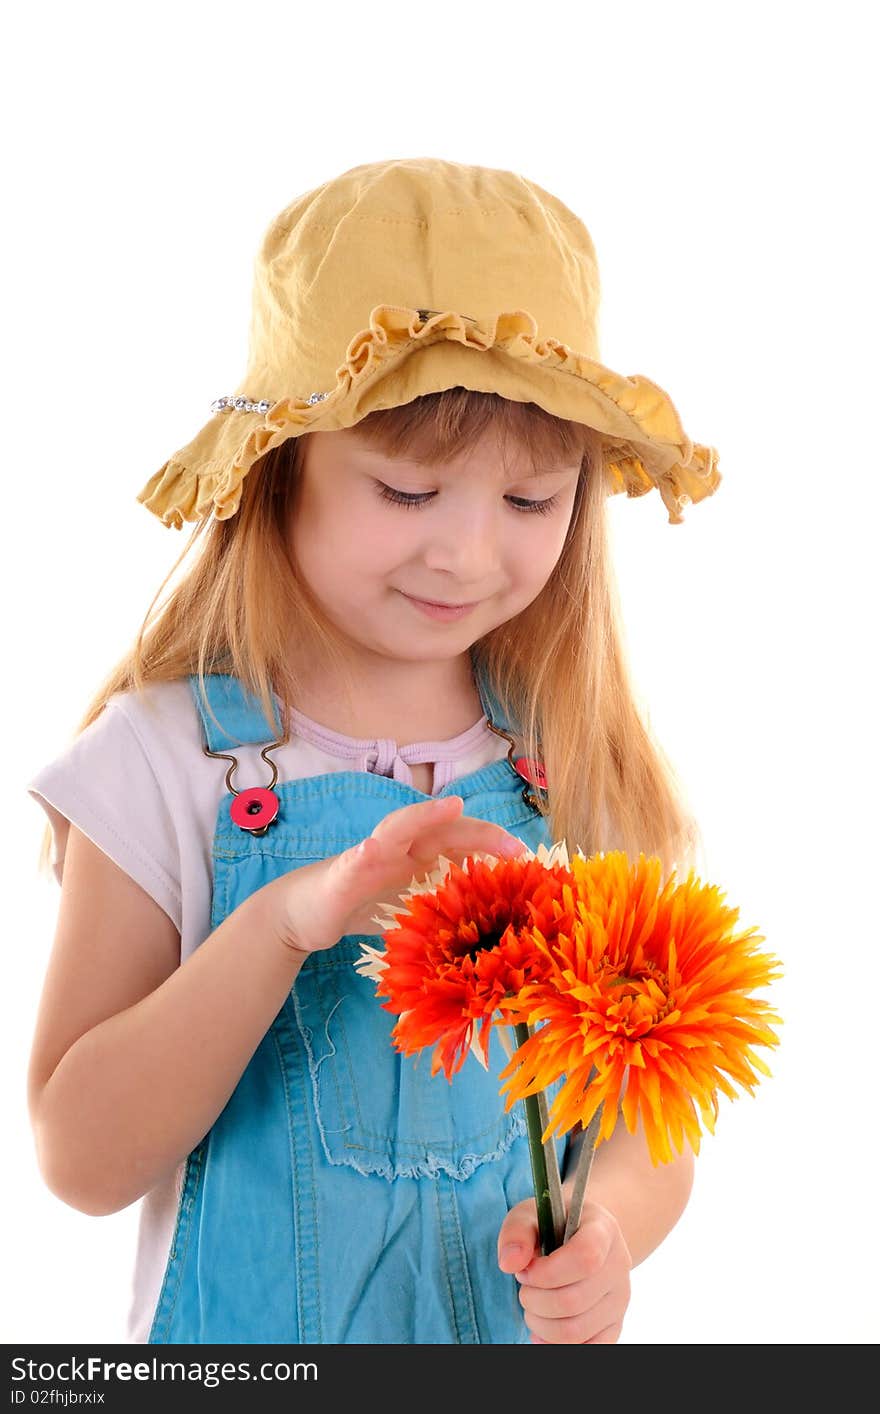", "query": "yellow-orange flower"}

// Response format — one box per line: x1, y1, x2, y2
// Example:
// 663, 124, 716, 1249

356, 843, 577, 1079
500, 850, 782, 1165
